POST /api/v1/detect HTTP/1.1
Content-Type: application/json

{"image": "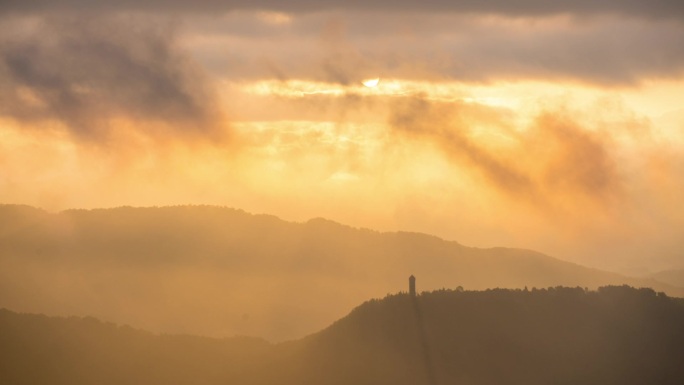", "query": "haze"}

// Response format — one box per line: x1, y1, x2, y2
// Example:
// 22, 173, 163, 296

2, 1, 684, 277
